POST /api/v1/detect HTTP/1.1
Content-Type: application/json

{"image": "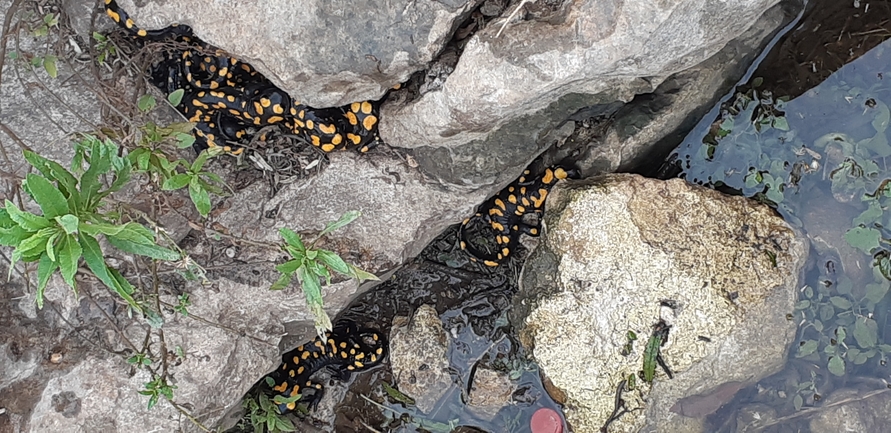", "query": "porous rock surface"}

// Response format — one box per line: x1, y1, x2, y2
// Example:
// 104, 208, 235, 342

388, 304, 452, 414
514, 174, 807, 432
110, 0, 483, 107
